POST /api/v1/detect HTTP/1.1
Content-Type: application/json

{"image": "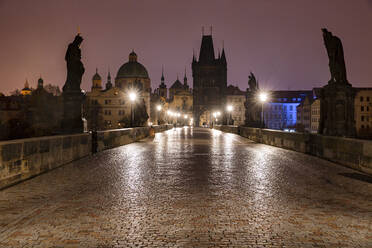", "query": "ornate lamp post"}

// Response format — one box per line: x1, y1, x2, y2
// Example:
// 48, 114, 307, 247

259, 92, 268, 128
129, 92, 137, 127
